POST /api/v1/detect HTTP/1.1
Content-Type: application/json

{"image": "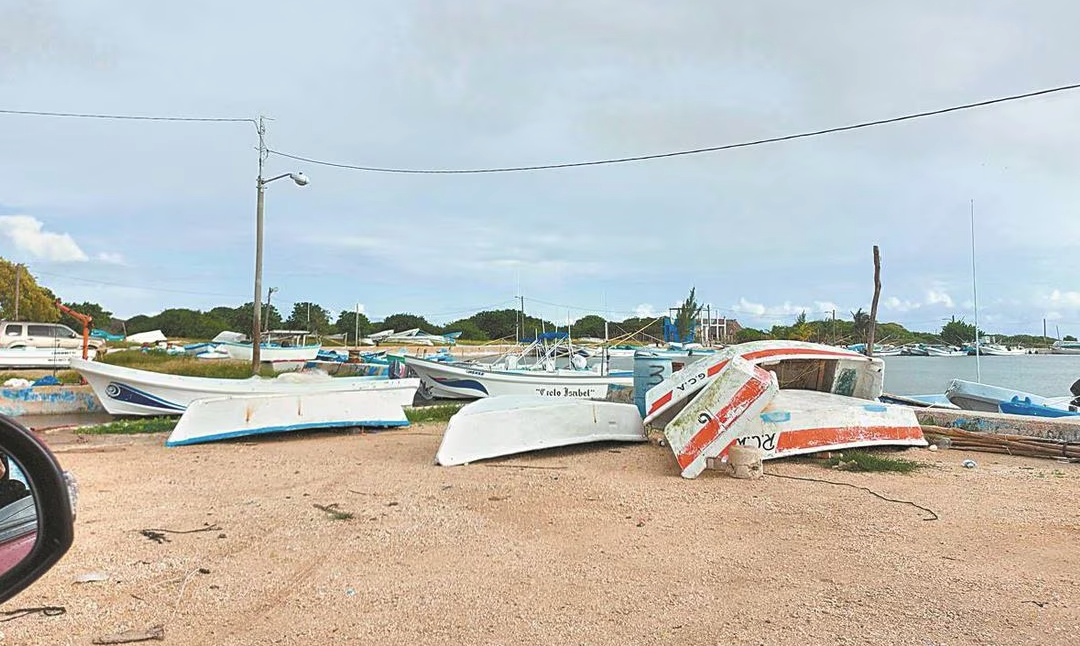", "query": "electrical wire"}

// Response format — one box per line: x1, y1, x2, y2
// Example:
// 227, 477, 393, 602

27, 268, 246, 299
266, 82, 1080, 174
0, 108, 254, 124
